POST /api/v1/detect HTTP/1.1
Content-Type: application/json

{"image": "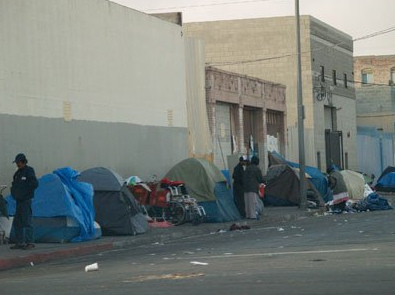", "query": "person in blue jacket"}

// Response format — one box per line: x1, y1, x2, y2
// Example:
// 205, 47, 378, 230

10, 153, 38, 250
